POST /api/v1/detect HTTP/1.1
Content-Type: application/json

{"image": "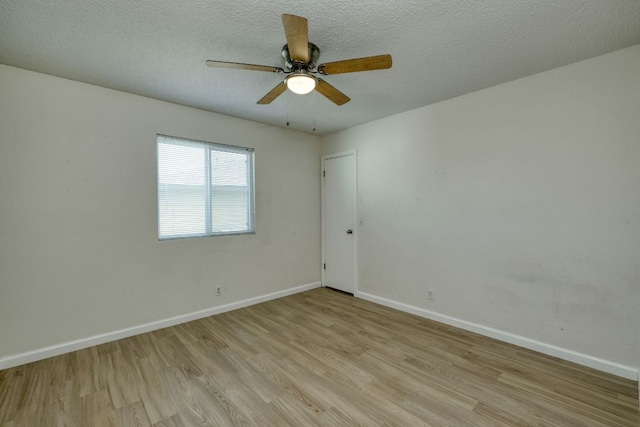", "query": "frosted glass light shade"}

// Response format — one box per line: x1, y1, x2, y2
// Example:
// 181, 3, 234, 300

286, 74, 316, 95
